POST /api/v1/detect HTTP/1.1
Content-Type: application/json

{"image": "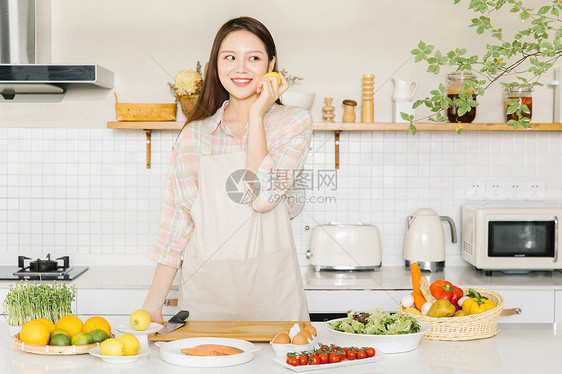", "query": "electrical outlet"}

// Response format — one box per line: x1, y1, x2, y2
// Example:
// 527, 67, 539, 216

525, 181, 546, 201
467, 181, 486, 200
486, 181, 506, 200
507, 181, 524, 200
